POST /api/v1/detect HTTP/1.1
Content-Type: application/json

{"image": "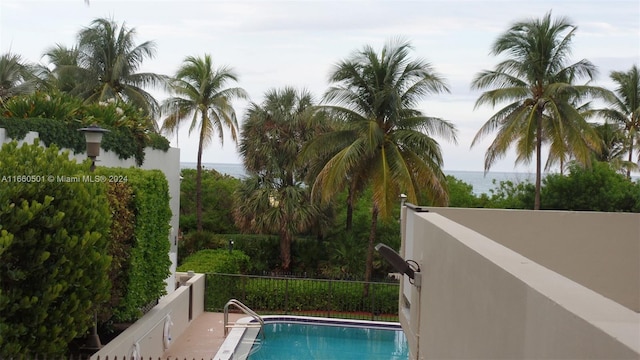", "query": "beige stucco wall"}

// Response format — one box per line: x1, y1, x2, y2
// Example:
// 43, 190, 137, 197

399, 207, 640, 360
91, 273, 205, 359
425, 207, 640, 312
